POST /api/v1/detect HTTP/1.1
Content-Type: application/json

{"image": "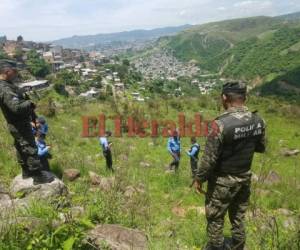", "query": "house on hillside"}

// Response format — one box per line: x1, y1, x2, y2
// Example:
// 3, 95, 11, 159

19, 80, 49, 91
79, 88, 99, 98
